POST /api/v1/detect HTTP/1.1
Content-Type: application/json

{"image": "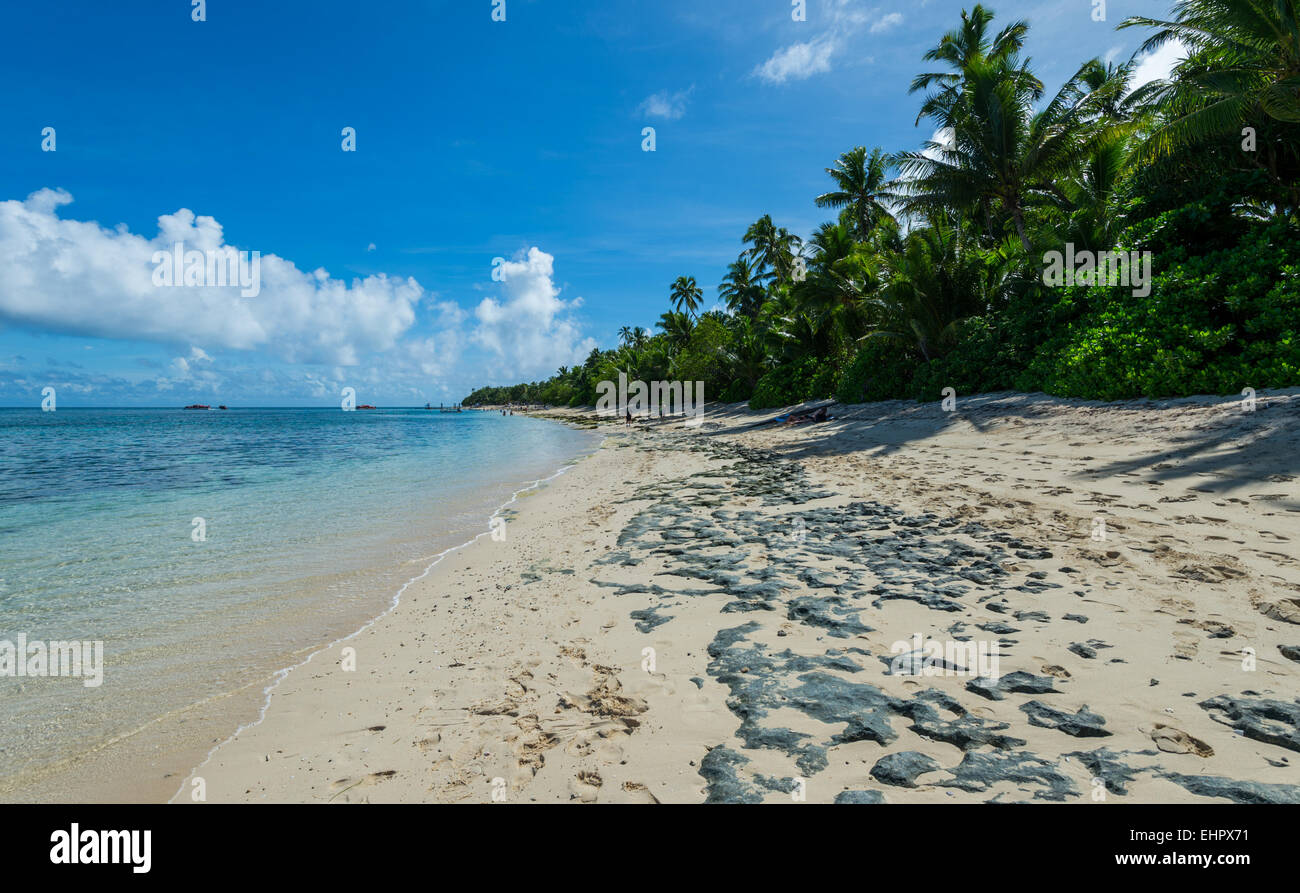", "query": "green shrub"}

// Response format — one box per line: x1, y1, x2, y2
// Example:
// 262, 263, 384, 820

749, 357, 830, 410
718, 379, 752, 403
1025, 216, 1300, 399
911, 316, 1025, 401
835, 338, 917, 404
808, 363, 839, 401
